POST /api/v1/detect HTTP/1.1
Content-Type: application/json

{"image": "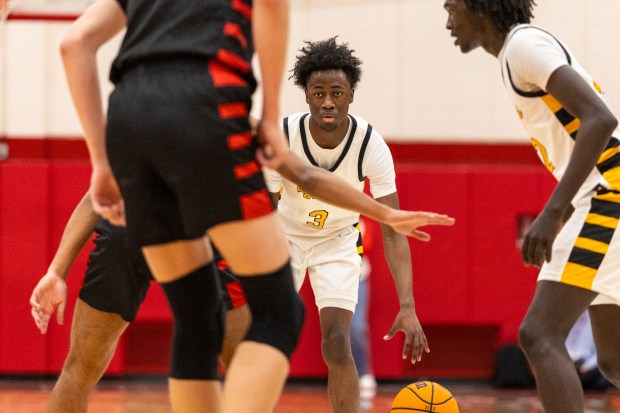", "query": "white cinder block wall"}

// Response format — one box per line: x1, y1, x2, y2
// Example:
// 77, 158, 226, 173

1, 0, 619, 143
